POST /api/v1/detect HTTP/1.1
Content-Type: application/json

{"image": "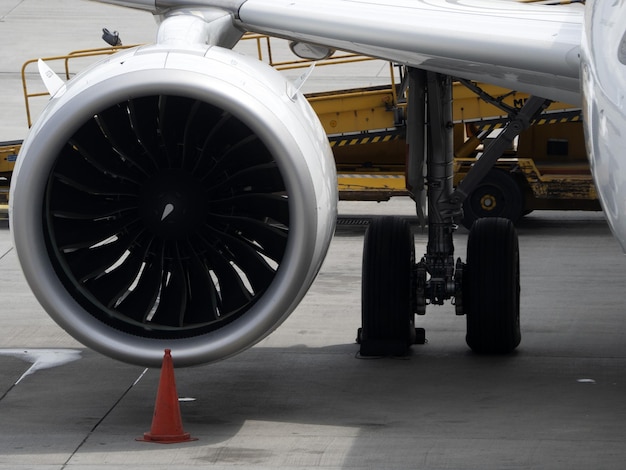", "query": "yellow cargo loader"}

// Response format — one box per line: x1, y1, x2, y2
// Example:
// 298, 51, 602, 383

0, 140, 20, 220
454, 119, 600, 228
